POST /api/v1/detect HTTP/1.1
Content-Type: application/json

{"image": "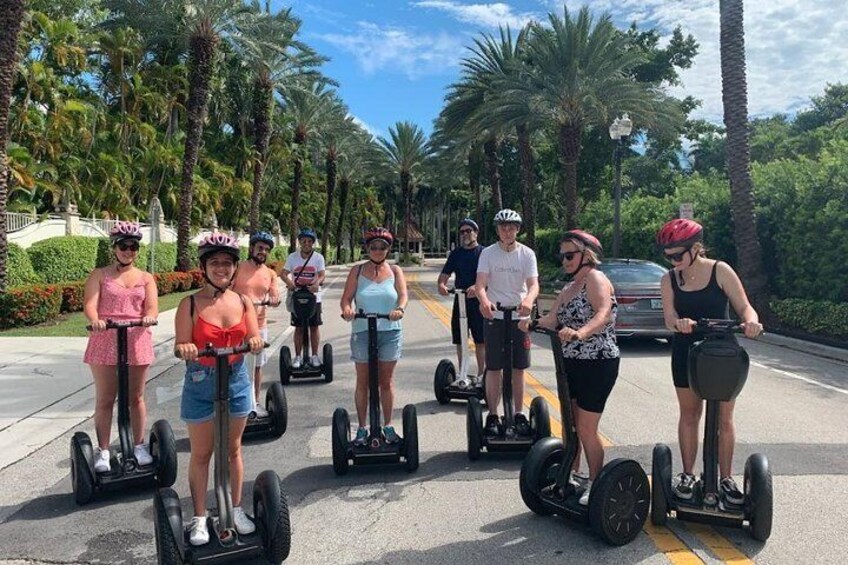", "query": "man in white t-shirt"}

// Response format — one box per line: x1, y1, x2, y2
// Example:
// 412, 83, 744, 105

281, 228, 326, 368
474, 209, 539, 437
